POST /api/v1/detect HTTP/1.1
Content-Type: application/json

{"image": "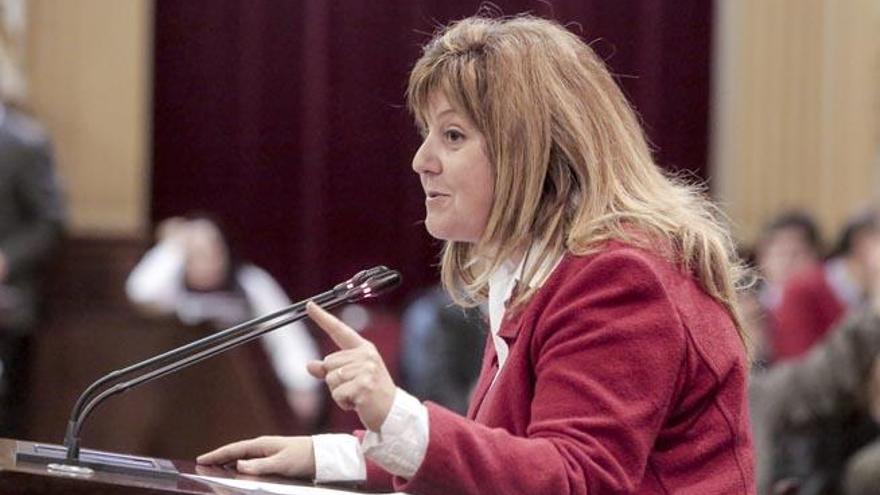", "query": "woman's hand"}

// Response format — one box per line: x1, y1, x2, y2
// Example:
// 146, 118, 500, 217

196, 436, 315, 478
305, 301, 396, 431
